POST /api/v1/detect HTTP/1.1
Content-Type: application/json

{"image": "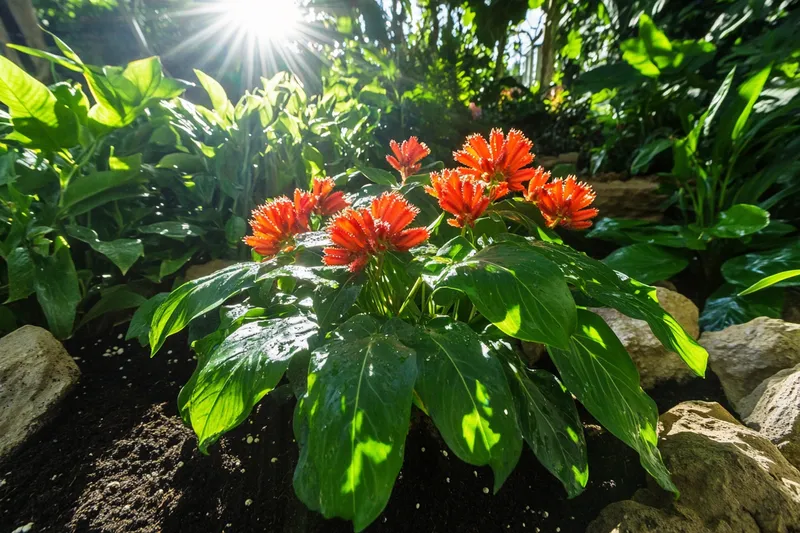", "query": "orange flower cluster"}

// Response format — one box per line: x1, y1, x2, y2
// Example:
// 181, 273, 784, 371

425, 170, 492, 228
386, 136, 430, 183
323, 192, 430, 272
532, 176, 599, 230
244, 177, 349, 259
